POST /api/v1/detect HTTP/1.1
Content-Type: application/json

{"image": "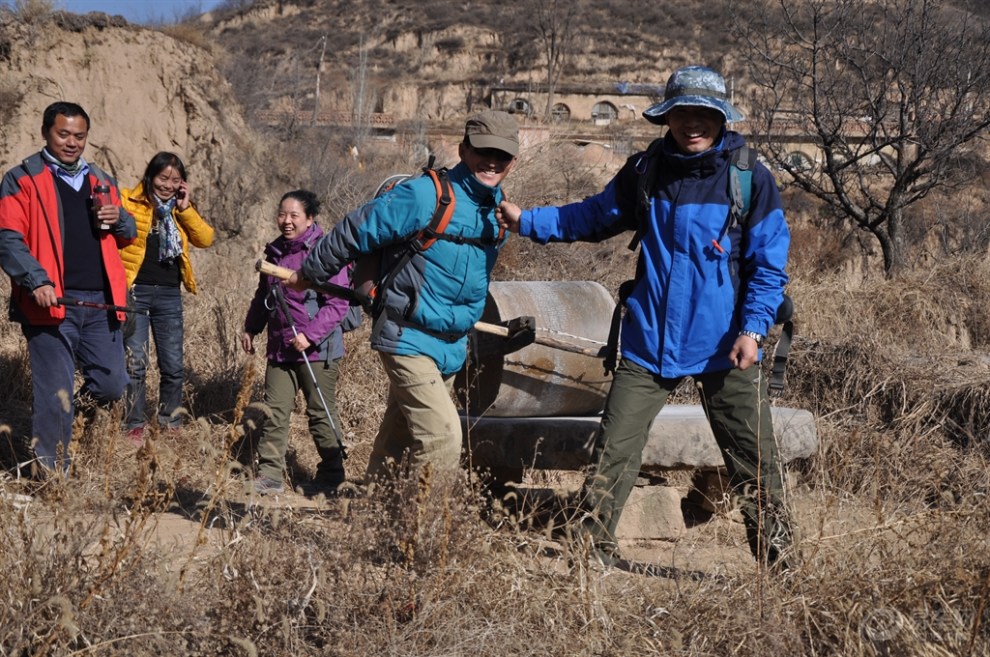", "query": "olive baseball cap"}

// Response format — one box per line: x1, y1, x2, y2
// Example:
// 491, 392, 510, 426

464, 110, 519, 157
